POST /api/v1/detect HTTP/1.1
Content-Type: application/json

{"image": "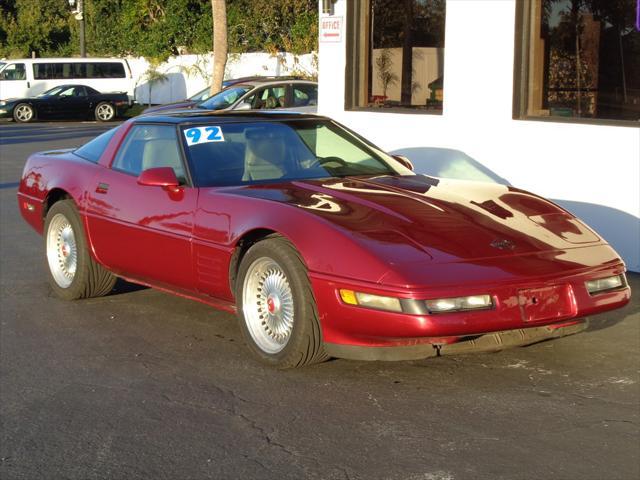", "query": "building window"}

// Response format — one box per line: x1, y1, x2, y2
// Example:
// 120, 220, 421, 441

346, 0, 446, 113
515, 0, 640, 123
